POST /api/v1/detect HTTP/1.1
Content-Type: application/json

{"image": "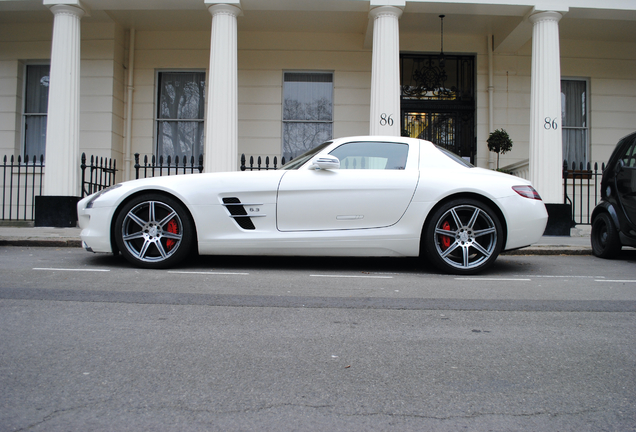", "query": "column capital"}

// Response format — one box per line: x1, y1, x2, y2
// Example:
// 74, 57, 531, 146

205, 1, 242, 17
369, 5, 403, 20
528, 10, 564, 25
44, 0, 90, 17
